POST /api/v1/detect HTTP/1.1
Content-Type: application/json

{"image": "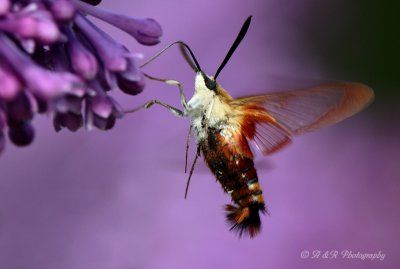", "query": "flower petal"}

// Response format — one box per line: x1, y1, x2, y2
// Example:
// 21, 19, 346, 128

0, 0, 10, 17
90, 95, 113, 119
0, 63, 22, 100
80, 0, 102, 6
0, 131, 5, 155
0, 7, 61, 44
54, 94, 83, 115
74, 0, 162, 45
92, 113, 115, 130
49, 0, 76, 22
5, 91, 34, 126
53, 112, 83, 132
65, 27, 98, 79
74, 13, 128, 72
0, 0, 162, 153
8, 122, 35, 146
0, 109, 6, 130
117, 71, 145, 95
0, 34, 86, 99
